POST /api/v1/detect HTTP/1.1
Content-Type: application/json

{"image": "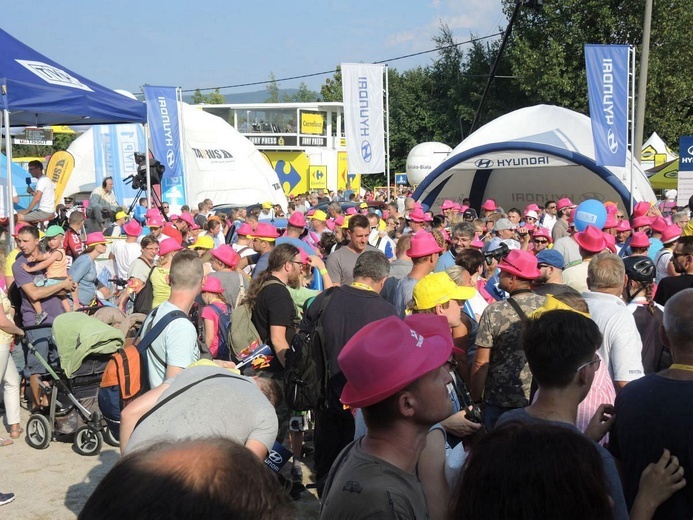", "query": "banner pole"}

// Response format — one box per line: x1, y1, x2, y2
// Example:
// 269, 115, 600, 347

177, 87, 189, 212
144, 122, 152, 209
629, 46, 636, 214
4, 109, 15, 245
385, 65, 391, 202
